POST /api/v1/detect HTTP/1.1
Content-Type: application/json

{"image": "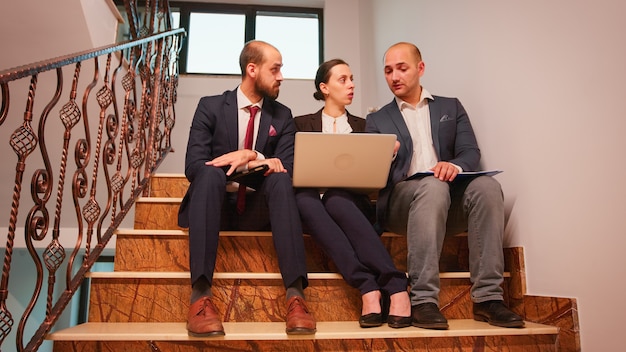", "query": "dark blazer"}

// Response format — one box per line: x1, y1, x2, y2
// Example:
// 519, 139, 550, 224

365, 95, 481, 229
294, 108, 365, 132
179, 88, 297, 226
